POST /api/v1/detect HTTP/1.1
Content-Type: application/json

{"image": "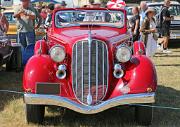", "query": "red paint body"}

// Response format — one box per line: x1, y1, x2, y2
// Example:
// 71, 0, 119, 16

23, 8, 157, 105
